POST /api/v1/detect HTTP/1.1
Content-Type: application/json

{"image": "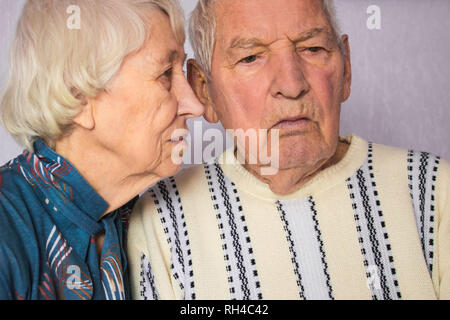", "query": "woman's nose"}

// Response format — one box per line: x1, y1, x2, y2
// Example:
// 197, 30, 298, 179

174, 73, 205, 118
